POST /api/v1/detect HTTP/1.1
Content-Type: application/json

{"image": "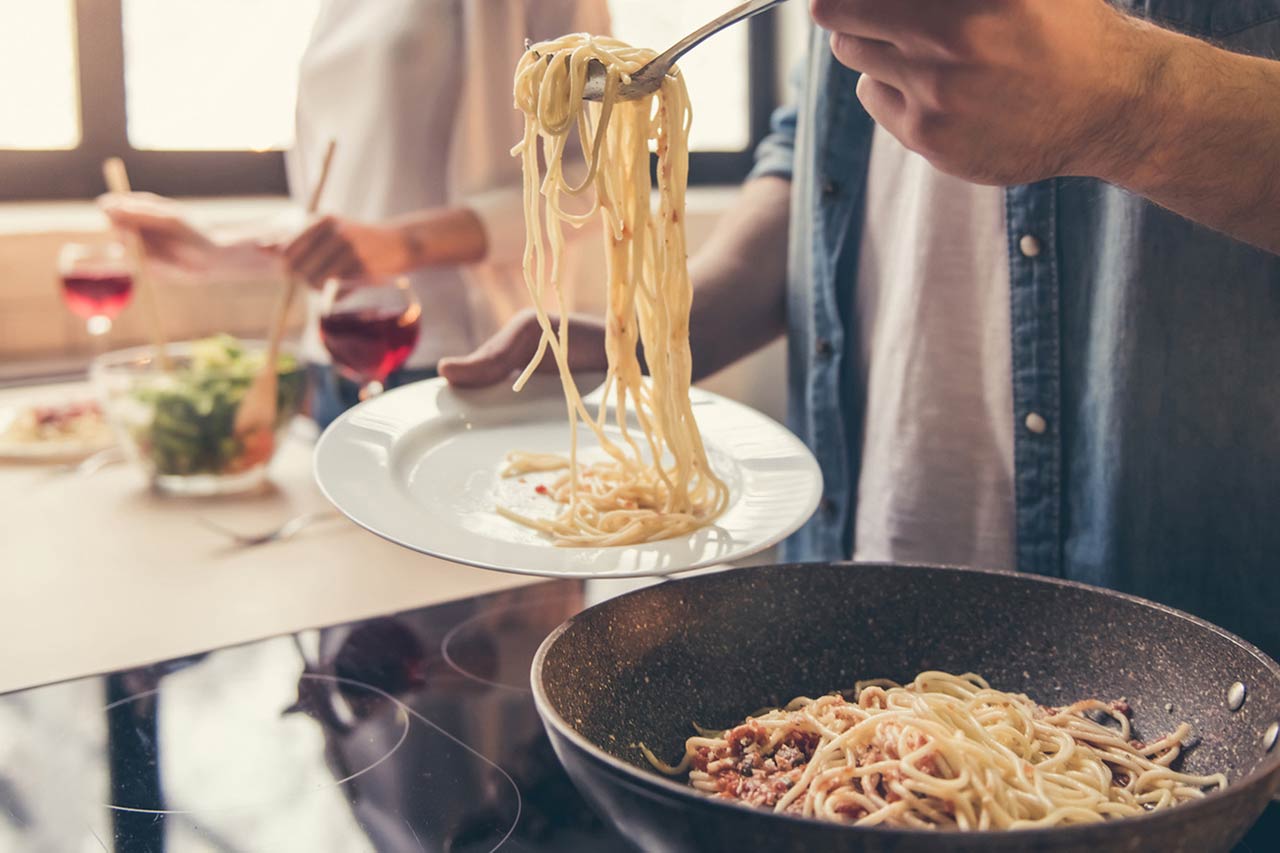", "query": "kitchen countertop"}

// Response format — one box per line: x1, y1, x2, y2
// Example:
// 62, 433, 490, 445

0, 350, 781, 697
0, 382, 544, 695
